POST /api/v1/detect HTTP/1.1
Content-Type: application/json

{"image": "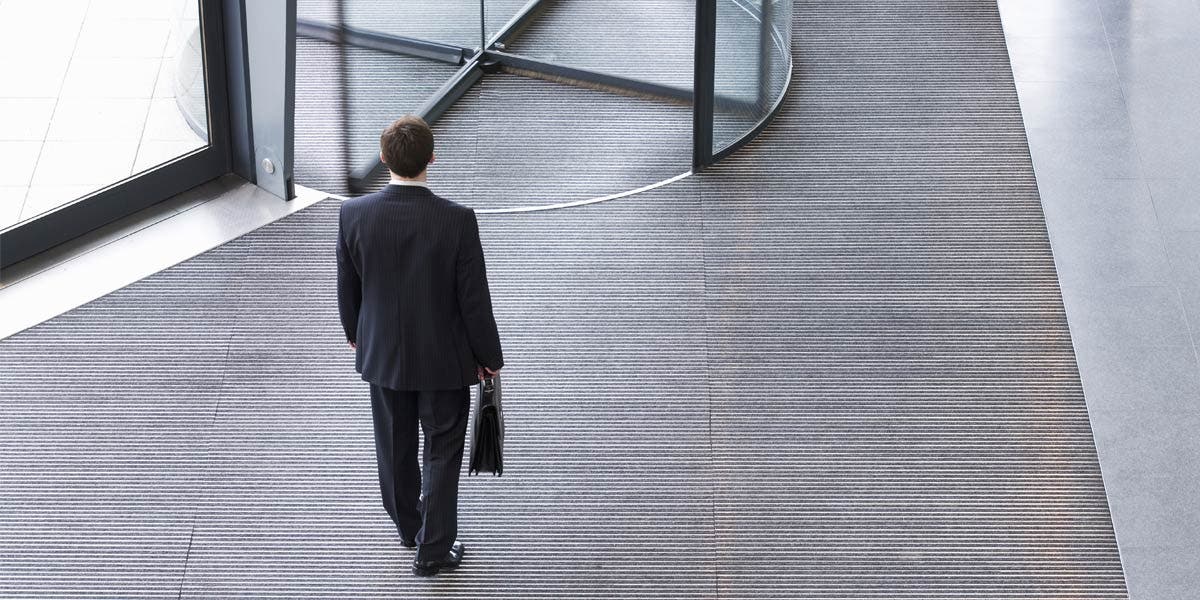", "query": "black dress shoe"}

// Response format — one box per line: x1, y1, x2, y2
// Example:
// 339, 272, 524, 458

411, 541, 465, 577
